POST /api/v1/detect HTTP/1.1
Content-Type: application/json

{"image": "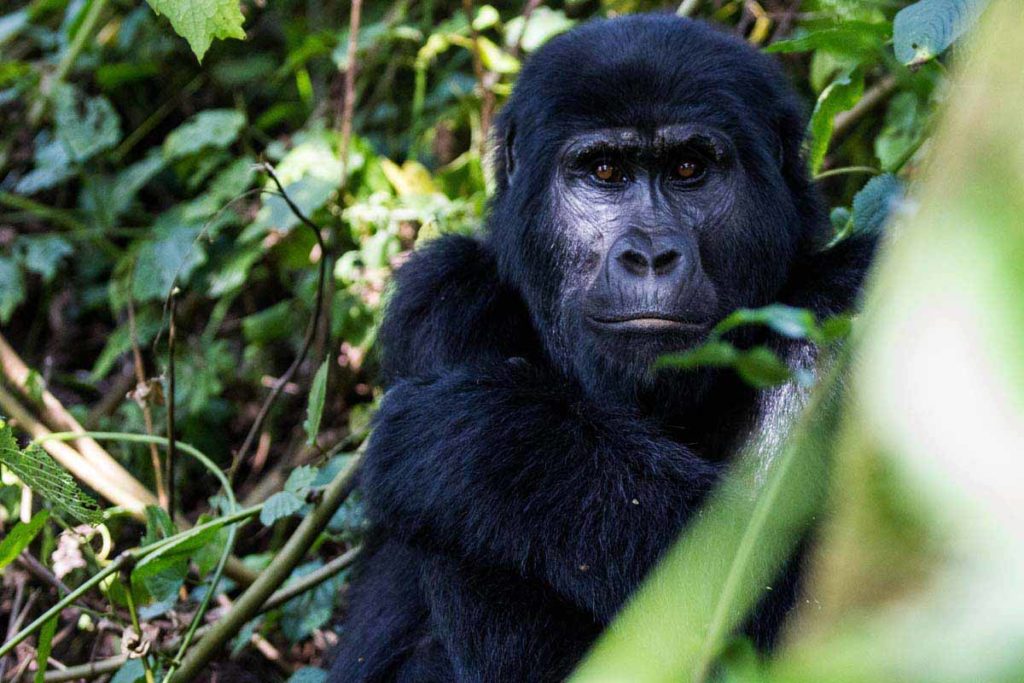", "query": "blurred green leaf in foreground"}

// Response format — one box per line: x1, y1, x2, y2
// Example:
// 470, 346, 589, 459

572, 1, 1024, 681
